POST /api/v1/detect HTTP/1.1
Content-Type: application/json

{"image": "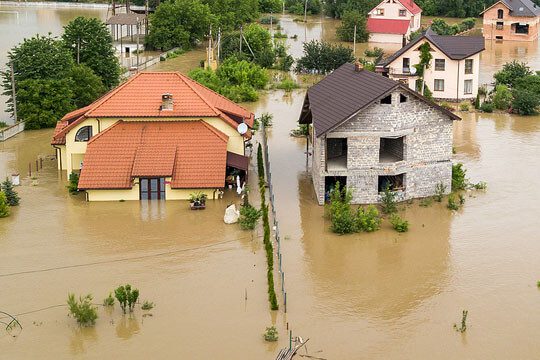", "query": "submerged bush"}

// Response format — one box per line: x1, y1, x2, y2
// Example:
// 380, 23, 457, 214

390, 214, 409, 233
434, 182, 447, 202
114, 284, 139, 314
328, 182, 356, 234
103, 293, 114, 307
239, 204, 262, 230
68, 172, 79, 194
67, 293, 98, 326
264, 326, 279, 341
447, 194, 460, 210
380, 184, 397, 214
355, 205, 381, 232
0, 191, 10, 218
452, 163, 467, 191
1, 178, 20, 206
480, 102, 494, 113
141, 300, 154, 310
